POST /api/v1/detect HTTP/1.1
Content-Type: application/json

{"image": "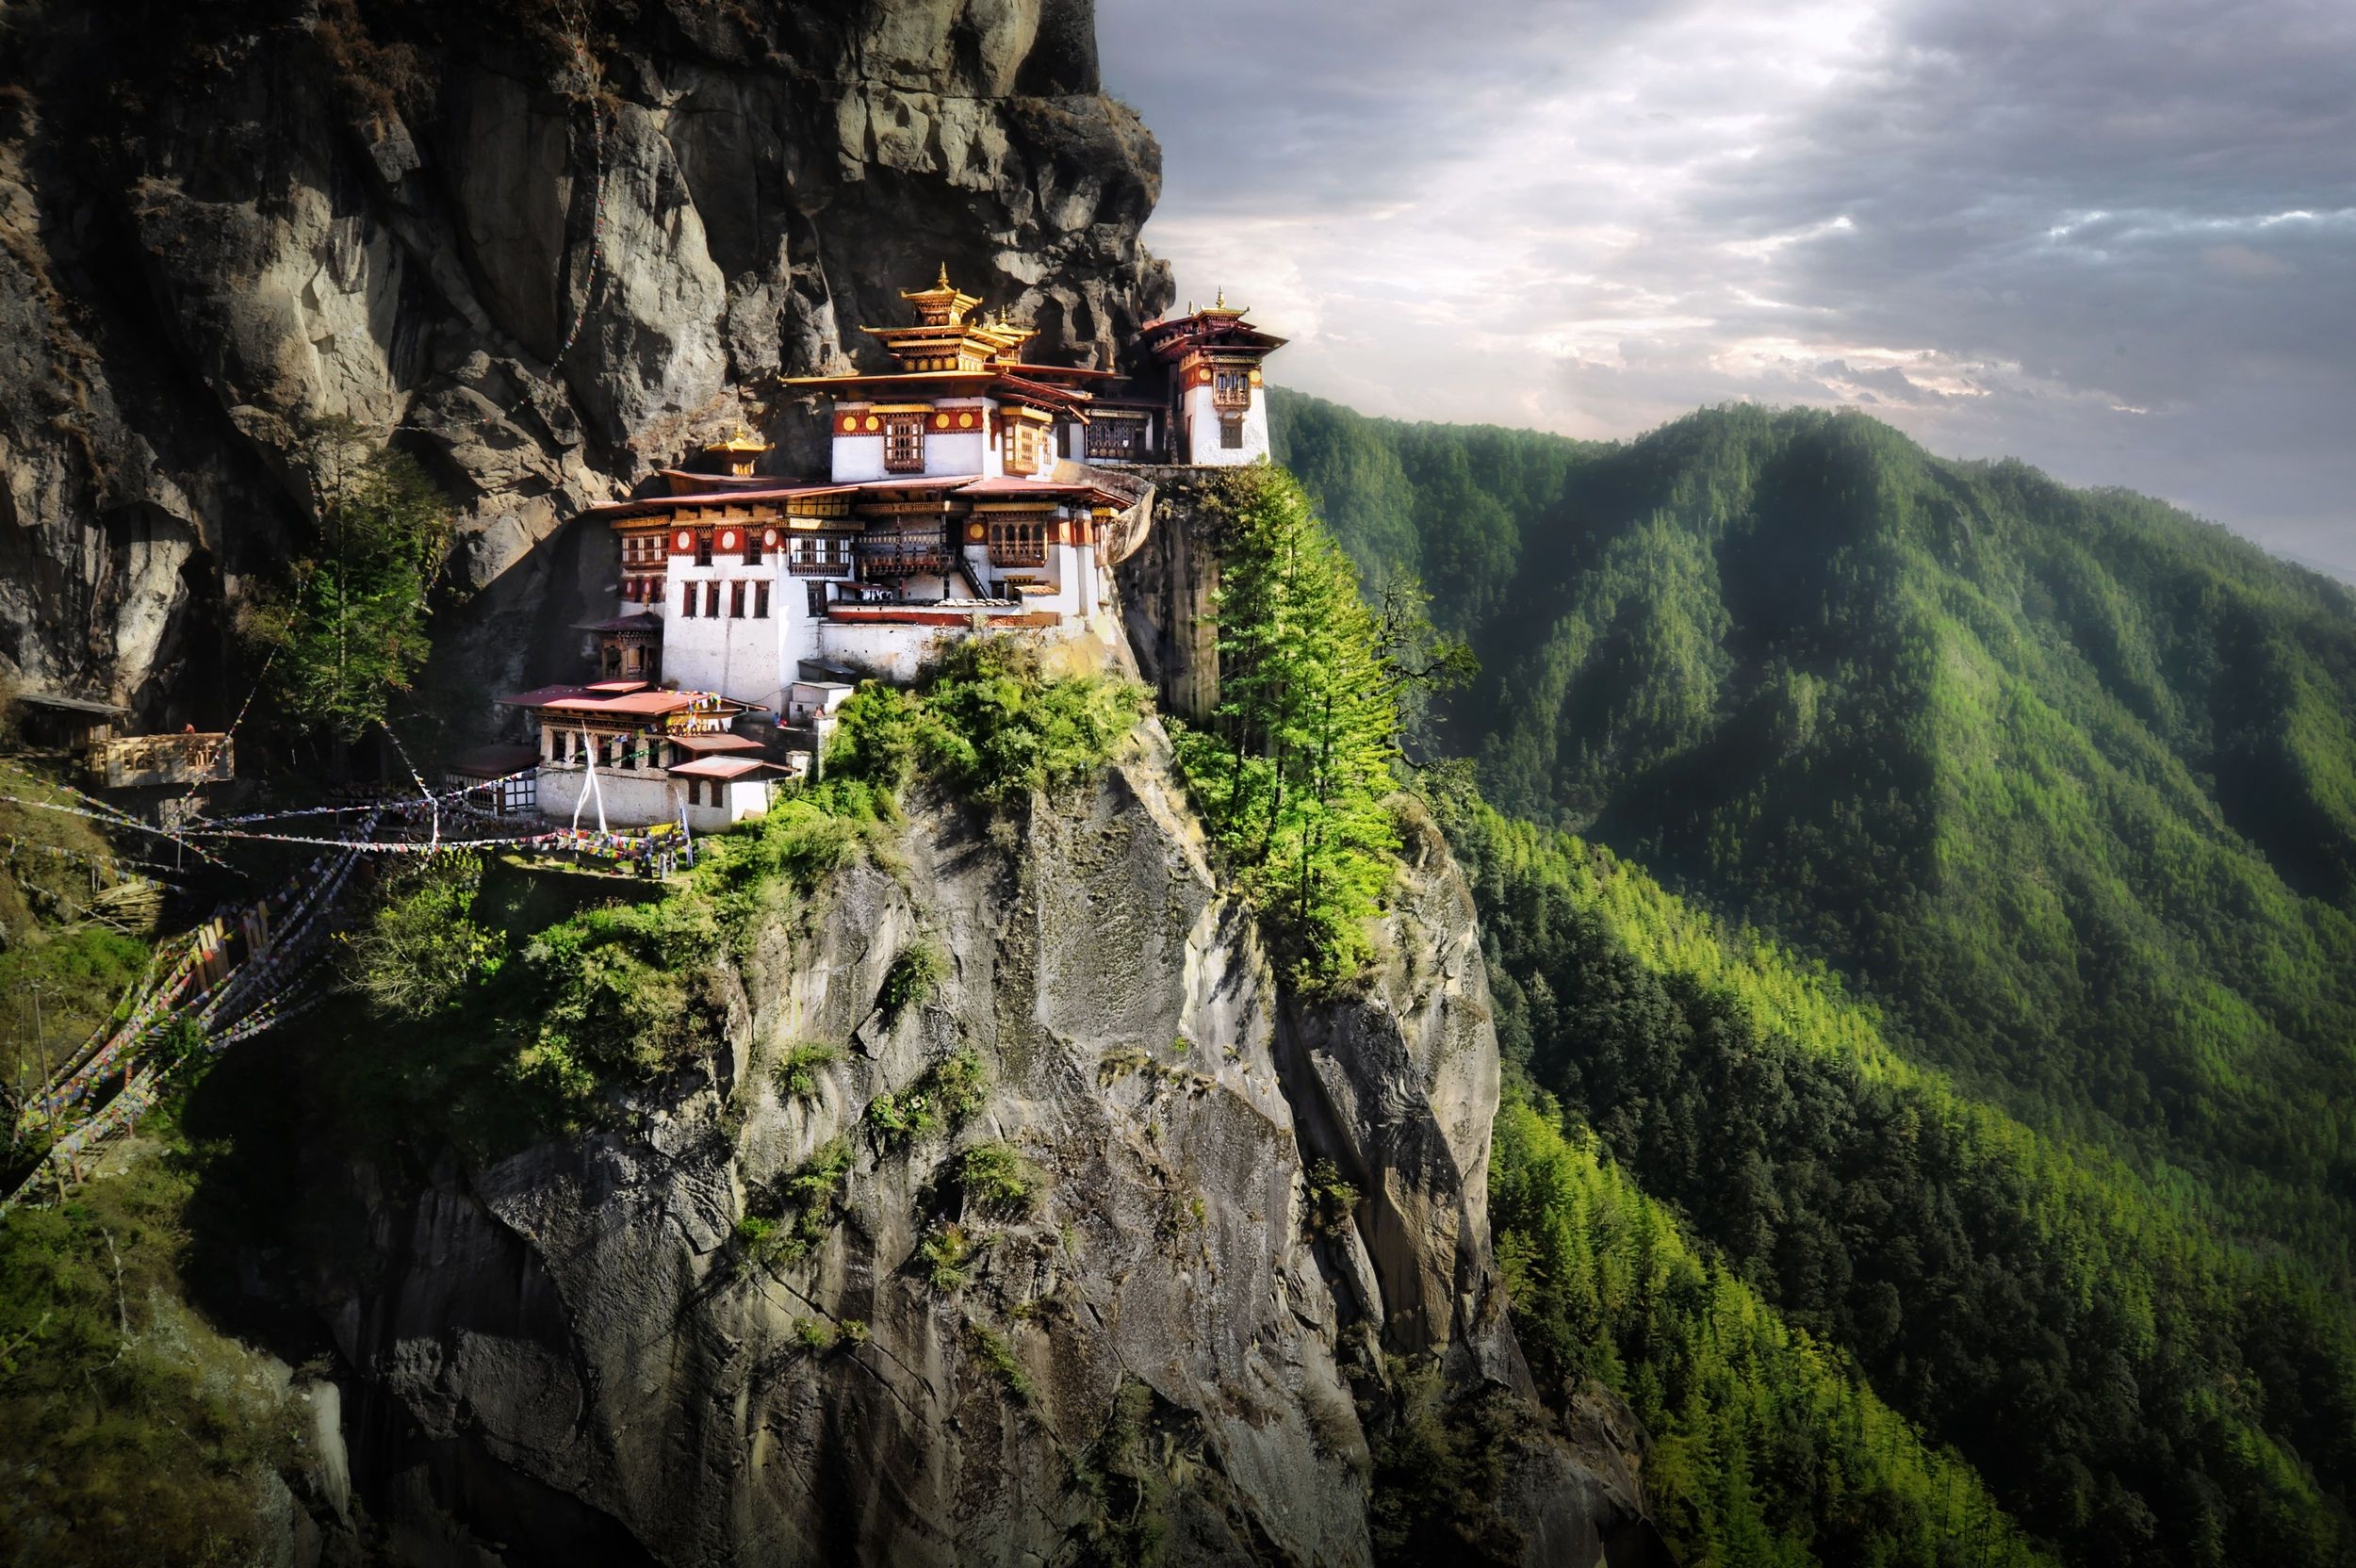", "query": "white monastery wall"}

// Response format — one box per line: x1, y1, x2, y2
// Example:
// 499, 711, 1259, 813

1179, 384, 1270, 466
539, 765, 680, 829
818, 621, 957, 683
